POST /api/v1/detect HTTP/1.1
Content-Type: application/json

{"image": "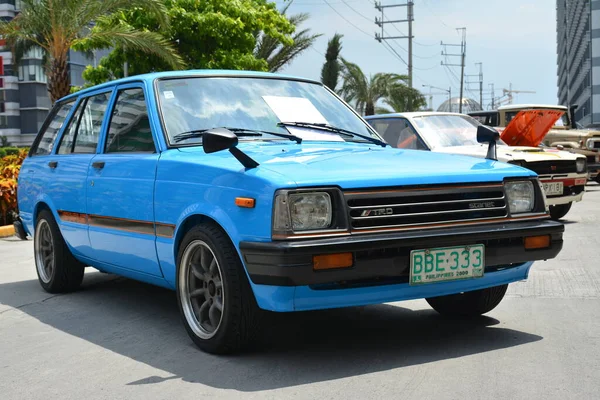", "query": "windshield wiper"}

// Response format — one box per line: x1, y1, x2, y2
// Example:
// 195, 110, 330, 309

172, 127, 302, 144
277, 121, 387, 147
226, 127, 302, 144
